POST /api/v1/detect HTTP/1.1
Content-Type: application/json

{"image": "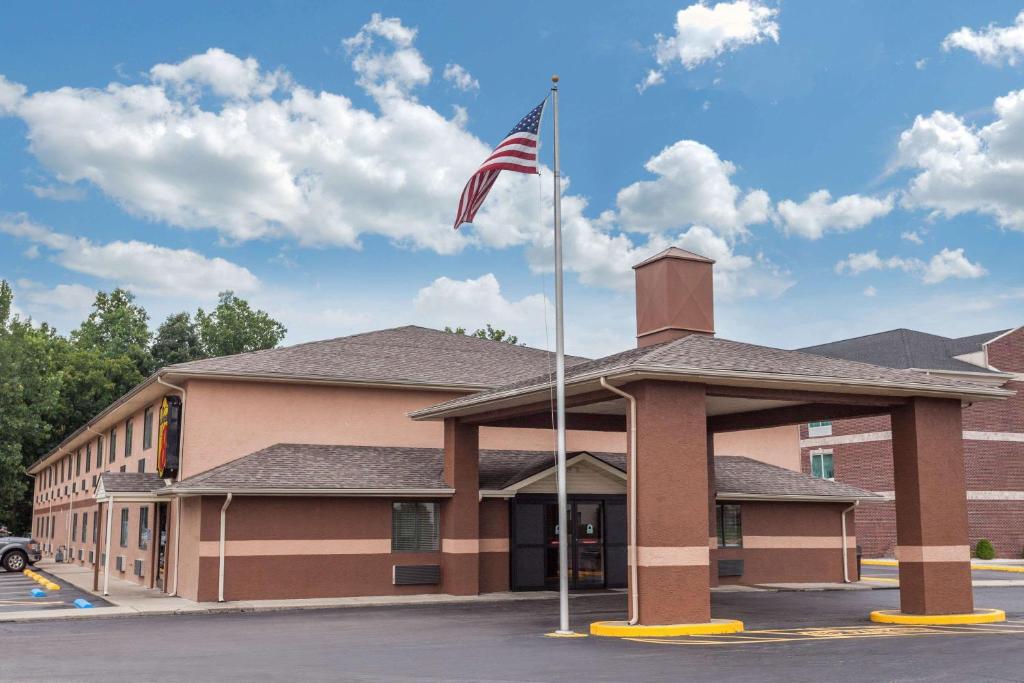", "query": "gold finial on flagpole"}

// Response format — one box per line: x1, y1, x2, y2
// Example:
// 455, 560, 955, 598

551, 74, 559, 84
